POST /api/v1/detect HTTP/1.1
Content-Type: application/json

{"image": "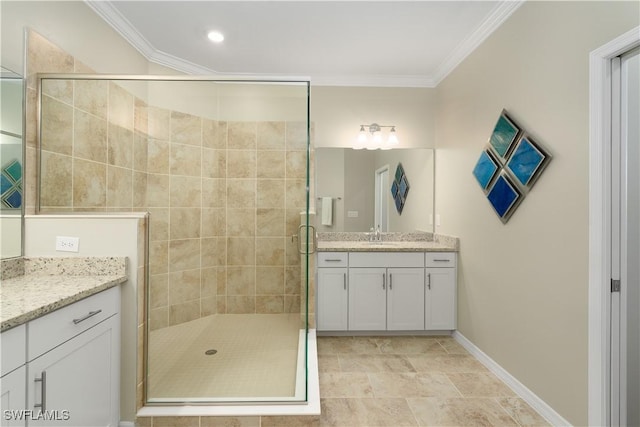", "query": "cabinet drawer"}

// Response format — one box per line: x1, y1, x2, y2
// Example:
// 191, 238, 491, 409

349, 252, 424, 268
1, 324, 26, 376
318, 252, 348, 267
28, 286, 119, 361
425, 252, 456, 268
